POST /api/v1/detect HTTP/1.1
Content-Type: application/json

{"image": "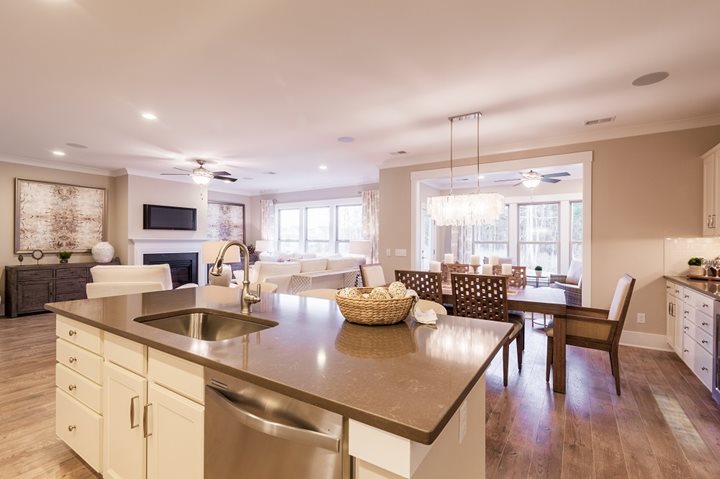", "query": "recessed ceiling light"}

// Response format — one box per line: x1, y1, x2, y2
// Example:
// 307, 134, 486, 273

632, 71, 669, 87
337, 136, 354, 143
319, 165, 328, 170
52, 150, 66, 157
66, 142, 88, 149
141, 112, 158, 121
